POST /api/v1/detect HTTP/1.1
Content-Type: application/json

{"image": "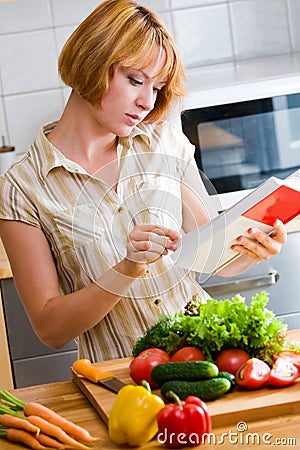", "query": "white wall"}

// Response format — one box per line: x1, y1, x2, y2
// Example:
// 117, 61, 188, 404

0, 0, 299, 164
